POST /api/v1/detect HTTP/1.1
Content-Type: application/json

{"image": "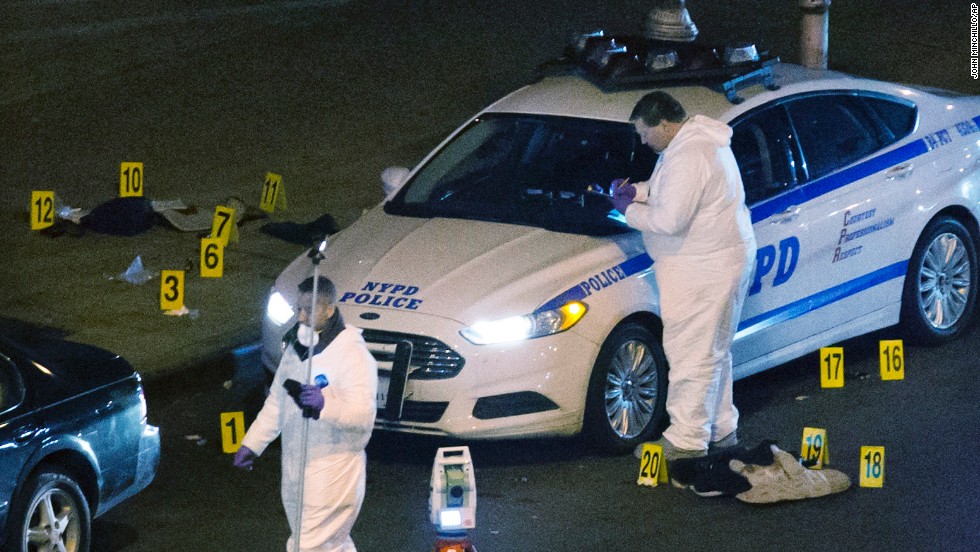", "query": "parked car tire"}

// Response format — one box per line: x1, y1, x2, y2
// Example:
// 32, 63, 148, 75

583, 321, 668, 453
901, 216, 979, 344
10, 469, 91, 552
